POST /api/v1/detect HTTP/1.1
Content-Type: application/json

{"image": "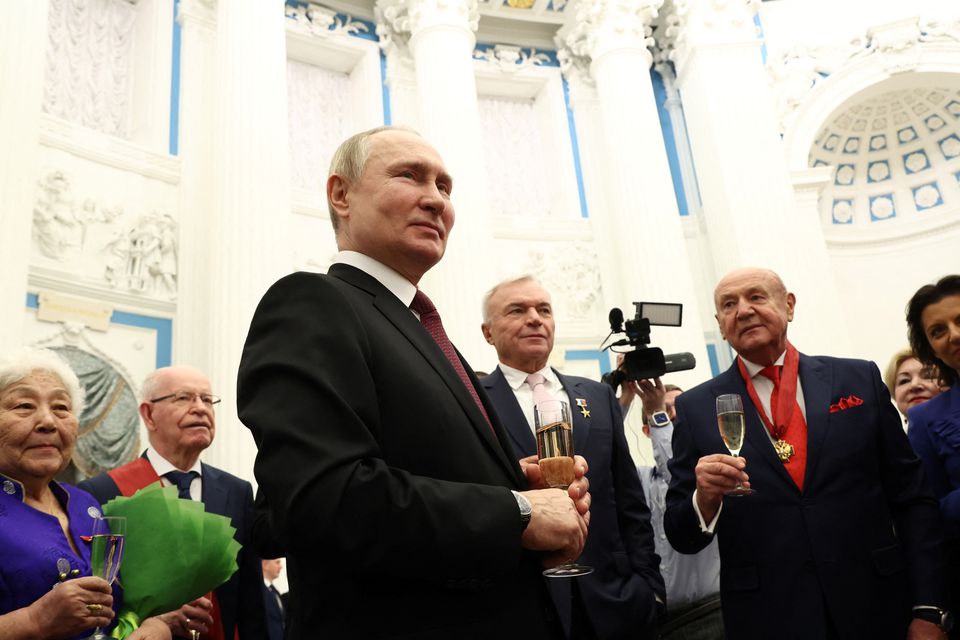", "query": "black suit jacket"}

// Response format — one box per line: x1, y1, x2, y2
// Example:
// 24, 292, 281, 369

79, 457, 267, 639
482, 368, 664, 639
237, 265, 560, 639
663, 355, 947, 640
